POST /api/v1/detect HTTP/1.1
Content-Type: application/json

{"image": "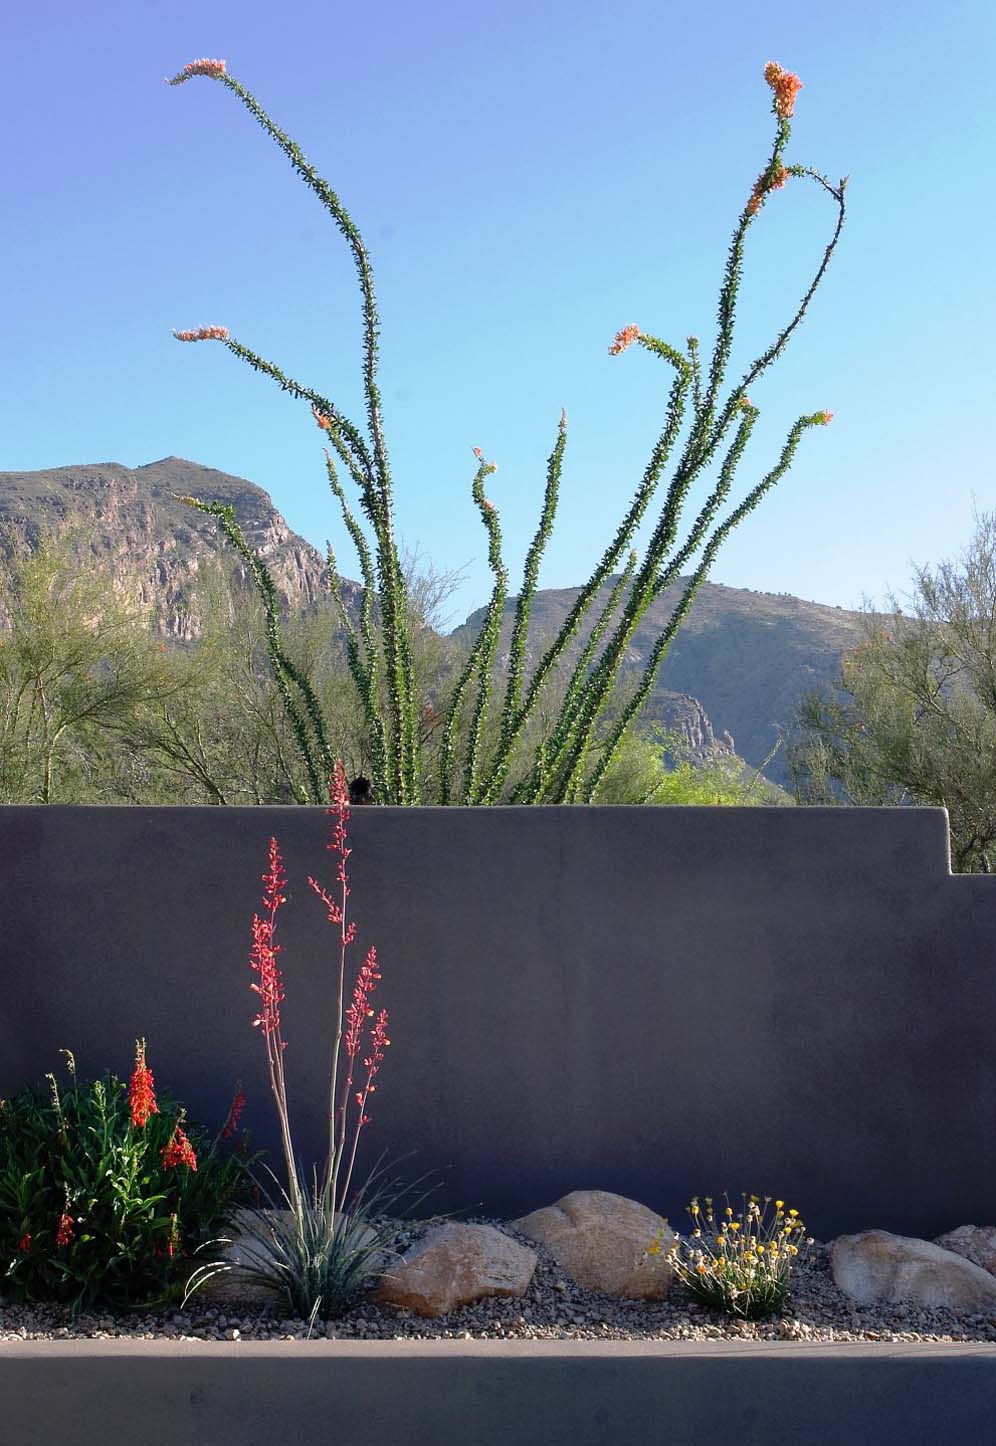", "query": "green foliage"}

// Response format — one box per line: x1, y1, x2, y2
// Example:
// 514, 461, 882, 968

0, 532, 378, 805
0, 529, 178, 802
789, 510, 996, 872
651, 1193, 812, 1320
593, 725, 791, 806
0, 1052, 256, 1313
192, 1162, 432, 1325
168, 58, 845, 805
